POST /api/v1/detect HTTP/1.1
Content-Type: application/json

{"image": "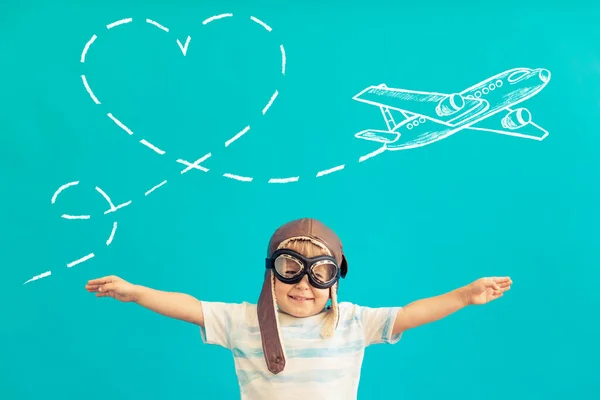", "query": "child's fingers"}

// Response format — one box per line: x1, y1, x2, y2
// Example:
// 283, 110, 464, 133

98, 283, 115, 292
85, 284, 100, 292
87, 275, 119, 285
87, 277, 109, 285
